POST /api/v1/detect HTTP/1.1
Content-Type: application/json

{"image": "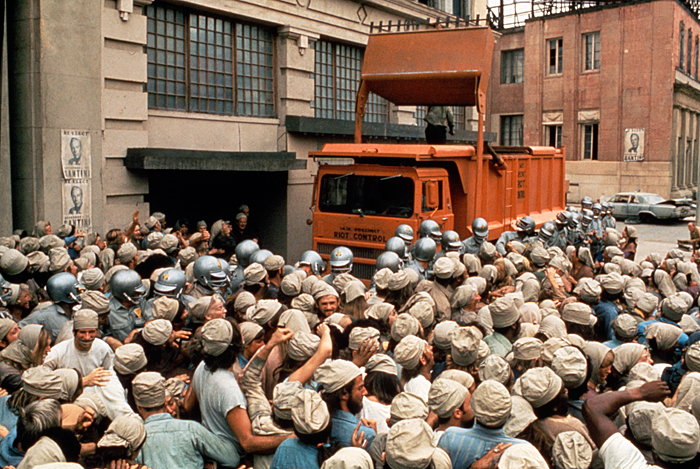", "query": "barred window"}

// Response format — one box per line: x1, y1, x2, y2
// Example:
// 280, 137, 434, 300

500, 115, 523, 146
501, 49, 524, 84
146, 4, 274, 117
312, 40, 388, 122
